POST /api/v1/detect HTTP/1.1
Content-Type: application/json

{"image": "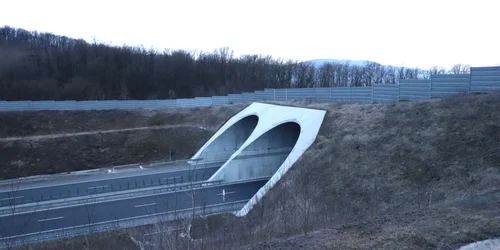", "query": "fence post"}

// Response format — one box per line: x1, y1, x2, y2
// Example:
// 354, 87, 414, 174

398, 83, 401, 102
274, 89, 276, 101
330, 87, 333, 102
371, 85, 374, 103
285, 89, 288, 101
429, 76, 433, 99
349, 86, 352, 103
468, 72, 472, 93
